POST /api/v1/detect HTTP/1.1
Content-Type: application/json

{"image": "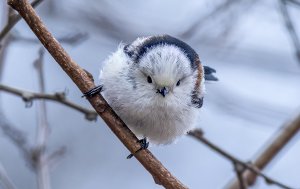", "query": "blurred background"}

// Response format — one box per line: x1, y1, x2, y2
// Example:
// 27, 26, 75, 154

1, 0, 300, 188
